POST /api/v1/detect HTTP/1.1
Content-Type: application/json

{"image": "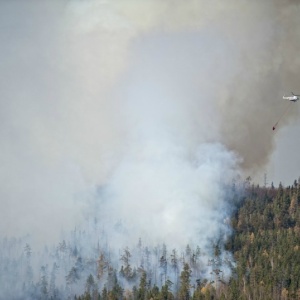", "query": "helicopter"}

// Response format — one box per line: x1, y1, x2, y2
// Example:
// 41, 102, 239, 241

283, 92, 300, 102
273, 92, 299, 130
